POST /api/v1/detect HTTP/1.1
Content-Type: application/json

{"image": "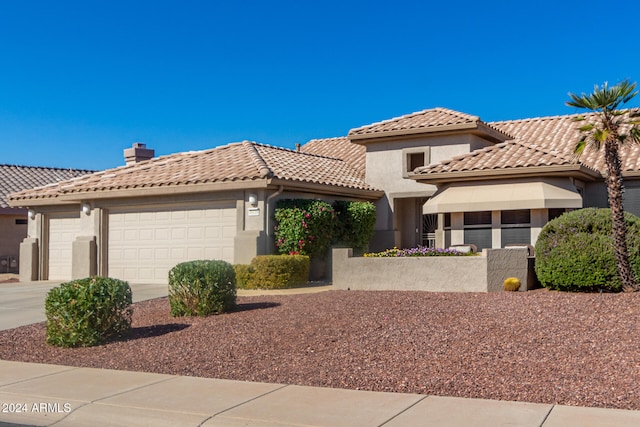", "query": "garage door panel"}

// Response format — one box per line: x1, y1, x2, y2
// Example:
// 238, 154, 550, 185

48, 214, 81, 281
109, 204, 236, 284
